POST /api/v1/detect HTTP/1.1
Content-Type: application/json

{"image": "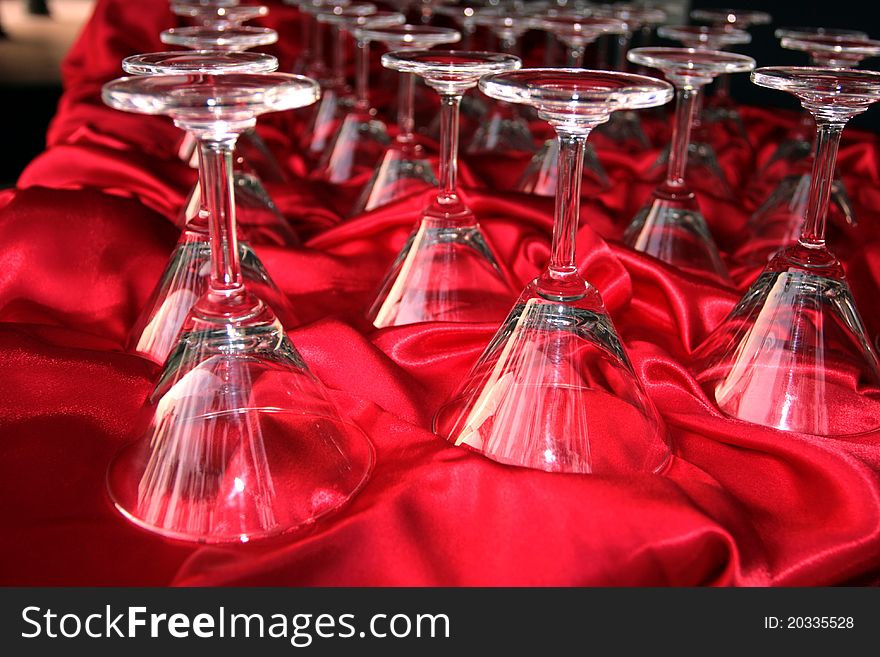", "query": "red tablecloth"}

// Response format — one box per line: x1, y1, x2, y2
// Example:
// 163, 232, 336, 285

3, 0, 880, 586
